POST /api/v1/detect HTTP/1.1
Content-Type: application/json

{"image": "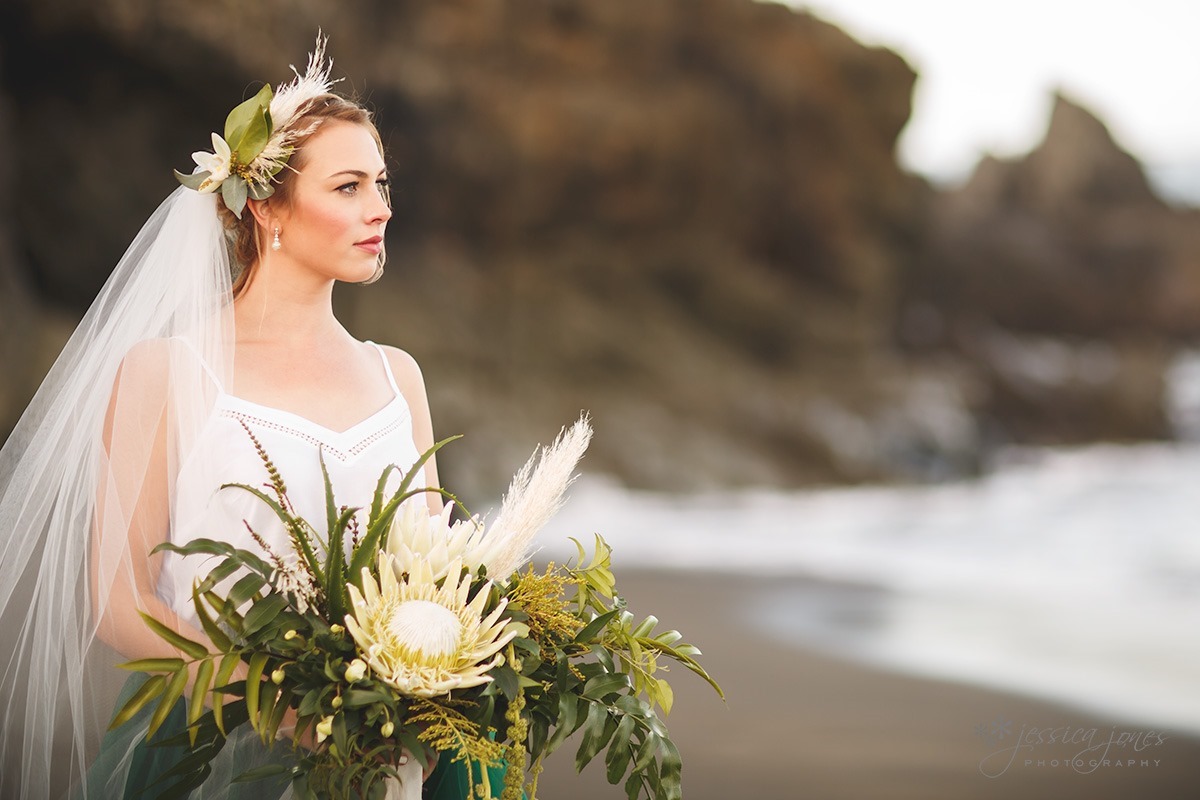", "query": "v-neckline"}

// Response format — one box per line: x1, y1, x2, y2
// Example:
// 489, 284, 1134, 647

217, 393, 406, 441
